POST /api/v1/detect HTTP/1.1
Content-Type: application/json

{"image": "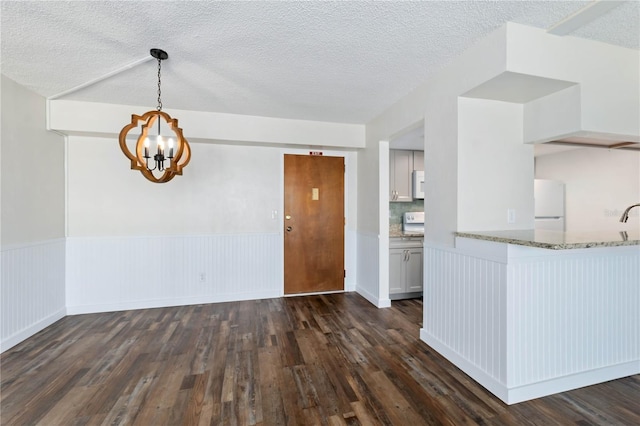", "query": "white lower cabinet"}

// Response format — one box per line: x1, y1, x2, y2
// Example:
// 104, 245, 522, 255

389, 238, 423, 299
